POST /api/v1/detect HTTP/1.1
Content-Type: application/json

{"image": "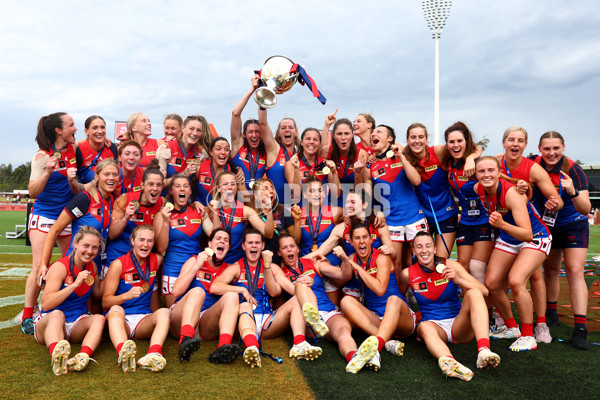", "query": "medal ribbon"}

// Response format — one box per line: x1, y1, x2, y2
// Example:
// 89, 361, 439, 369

286, 259, 305, 278
307, 207, 323, 246
243, 258, 262, 298
301, 154, 318, 174
281, 144, 295, 162
178, 139, 198, 160
120, 168, 136, 194
130, 251, 150, 283
77, 142, 105, 177
219, 201, 237, 233
248, 149, 261, 181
